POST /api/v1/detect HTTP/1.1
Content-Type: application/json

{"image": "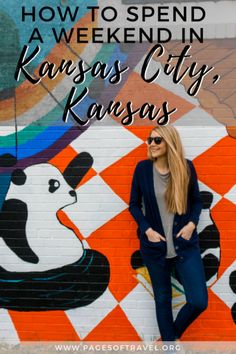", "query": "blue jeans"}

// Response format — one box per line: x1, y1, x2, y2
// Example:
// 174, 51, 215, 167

143, 248, 208, 341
